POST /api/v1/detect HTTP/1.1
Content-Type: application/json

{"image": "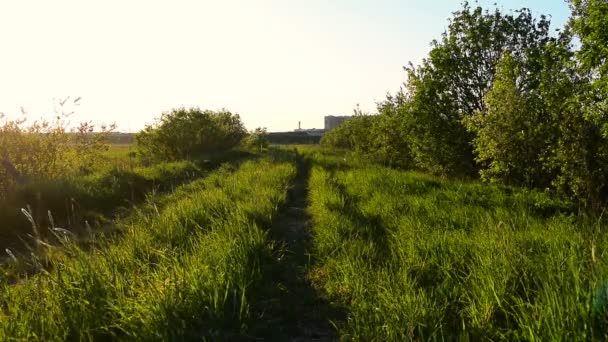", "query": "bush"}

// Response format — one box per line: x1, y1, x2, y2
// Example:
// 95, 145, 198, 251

464, 52, 559, 187
321, 115, 370, 151
244, 127, 269, 152
321, 103, 413, 169
135, 107, 247, 162
0, 100, 115, 199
